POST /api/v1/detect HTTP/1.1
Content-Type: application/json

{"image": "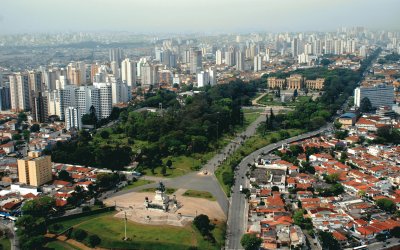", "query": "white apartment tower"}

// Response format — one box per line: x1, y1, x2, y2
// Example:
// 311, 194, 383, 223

209, 67, 216, 86
121, 58, 137, 87
215, 50, 223, 65
141, 63, 154, 87
9, 73, 31, 112
65, 106, 81, 130
254, 54, 263, 72
236, 50, 245, 71
111, 80, 130, 104
94, 83, 112, 119
197, 71, 210, 88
